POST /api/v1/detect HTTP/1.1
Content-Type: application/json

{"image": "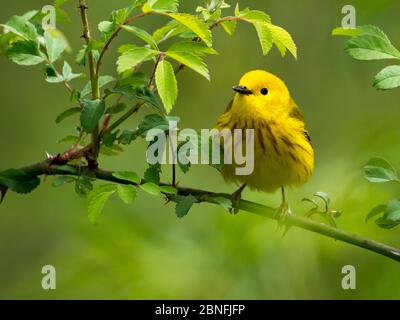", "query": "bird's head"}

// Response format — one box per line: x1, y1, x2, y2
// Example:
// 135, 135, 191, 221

232, 70, 291, 116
